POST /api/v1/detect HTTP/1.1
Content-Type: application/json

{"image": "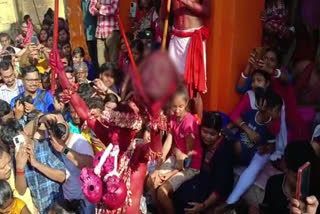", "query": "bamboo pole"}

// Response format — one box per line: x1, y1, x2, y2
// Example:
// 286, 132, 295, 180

161, 0, 172, 51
